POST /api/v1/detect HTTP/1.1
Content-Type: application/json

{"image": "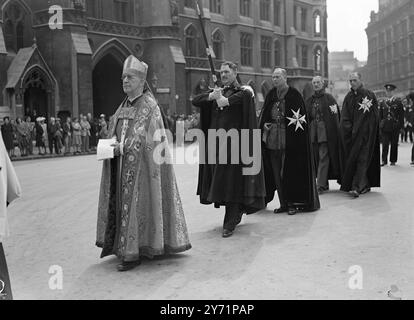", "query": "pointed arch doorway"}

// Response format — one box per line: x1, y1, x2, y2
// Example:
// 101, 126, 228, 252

22, 67, 53, 120
92, 54, 125, 118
